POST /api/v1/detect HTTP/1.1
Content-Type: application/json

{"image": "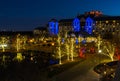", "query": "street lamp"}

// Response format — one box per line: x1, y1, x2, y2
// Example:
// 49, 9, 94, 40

98, 49, 102, 81
98, 50, 102, 53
